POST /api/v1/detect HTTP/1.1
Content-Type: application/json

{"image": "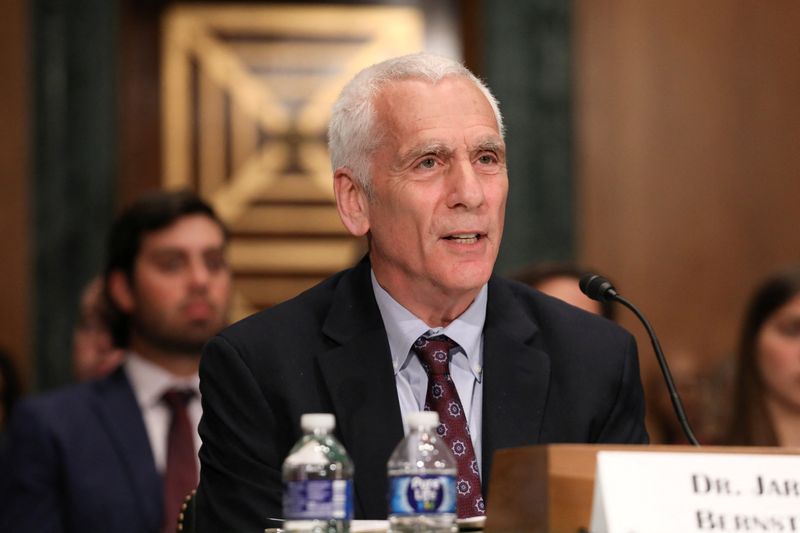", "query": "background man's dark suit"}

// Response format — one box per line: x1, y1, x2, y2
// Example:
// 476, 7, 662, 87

0, 367, 163, 533
196, 258, 648, 532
